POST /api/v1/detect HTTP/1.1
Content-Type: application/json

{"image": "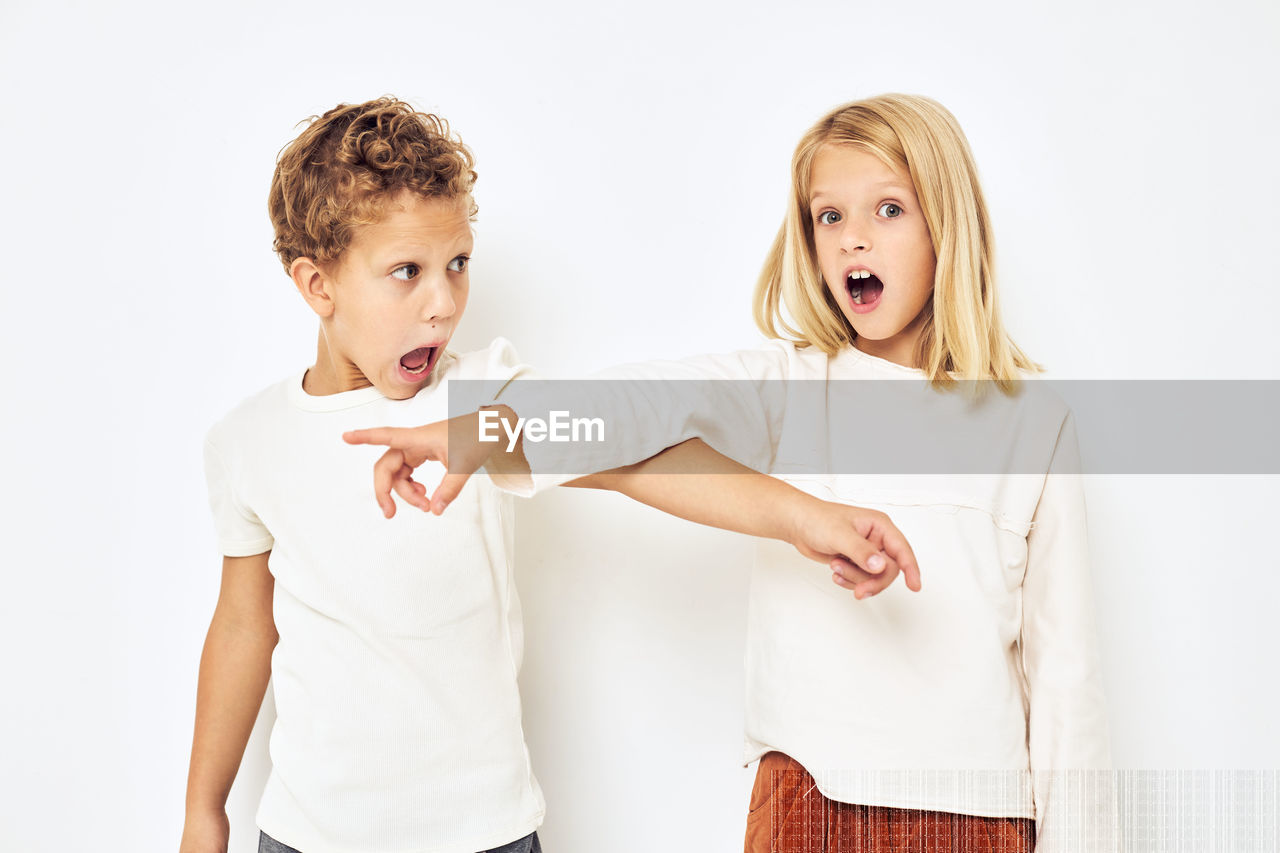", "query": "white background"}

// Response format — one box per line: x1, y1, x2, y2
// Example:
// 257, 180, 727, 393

2, 1, 1278, 851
